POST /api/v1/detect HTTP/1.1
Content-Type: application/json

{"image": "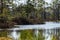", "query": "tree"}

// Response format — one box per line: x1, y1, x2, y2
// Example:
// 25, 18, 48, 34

52, 0, 60, 20
0, 0, 3, 13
